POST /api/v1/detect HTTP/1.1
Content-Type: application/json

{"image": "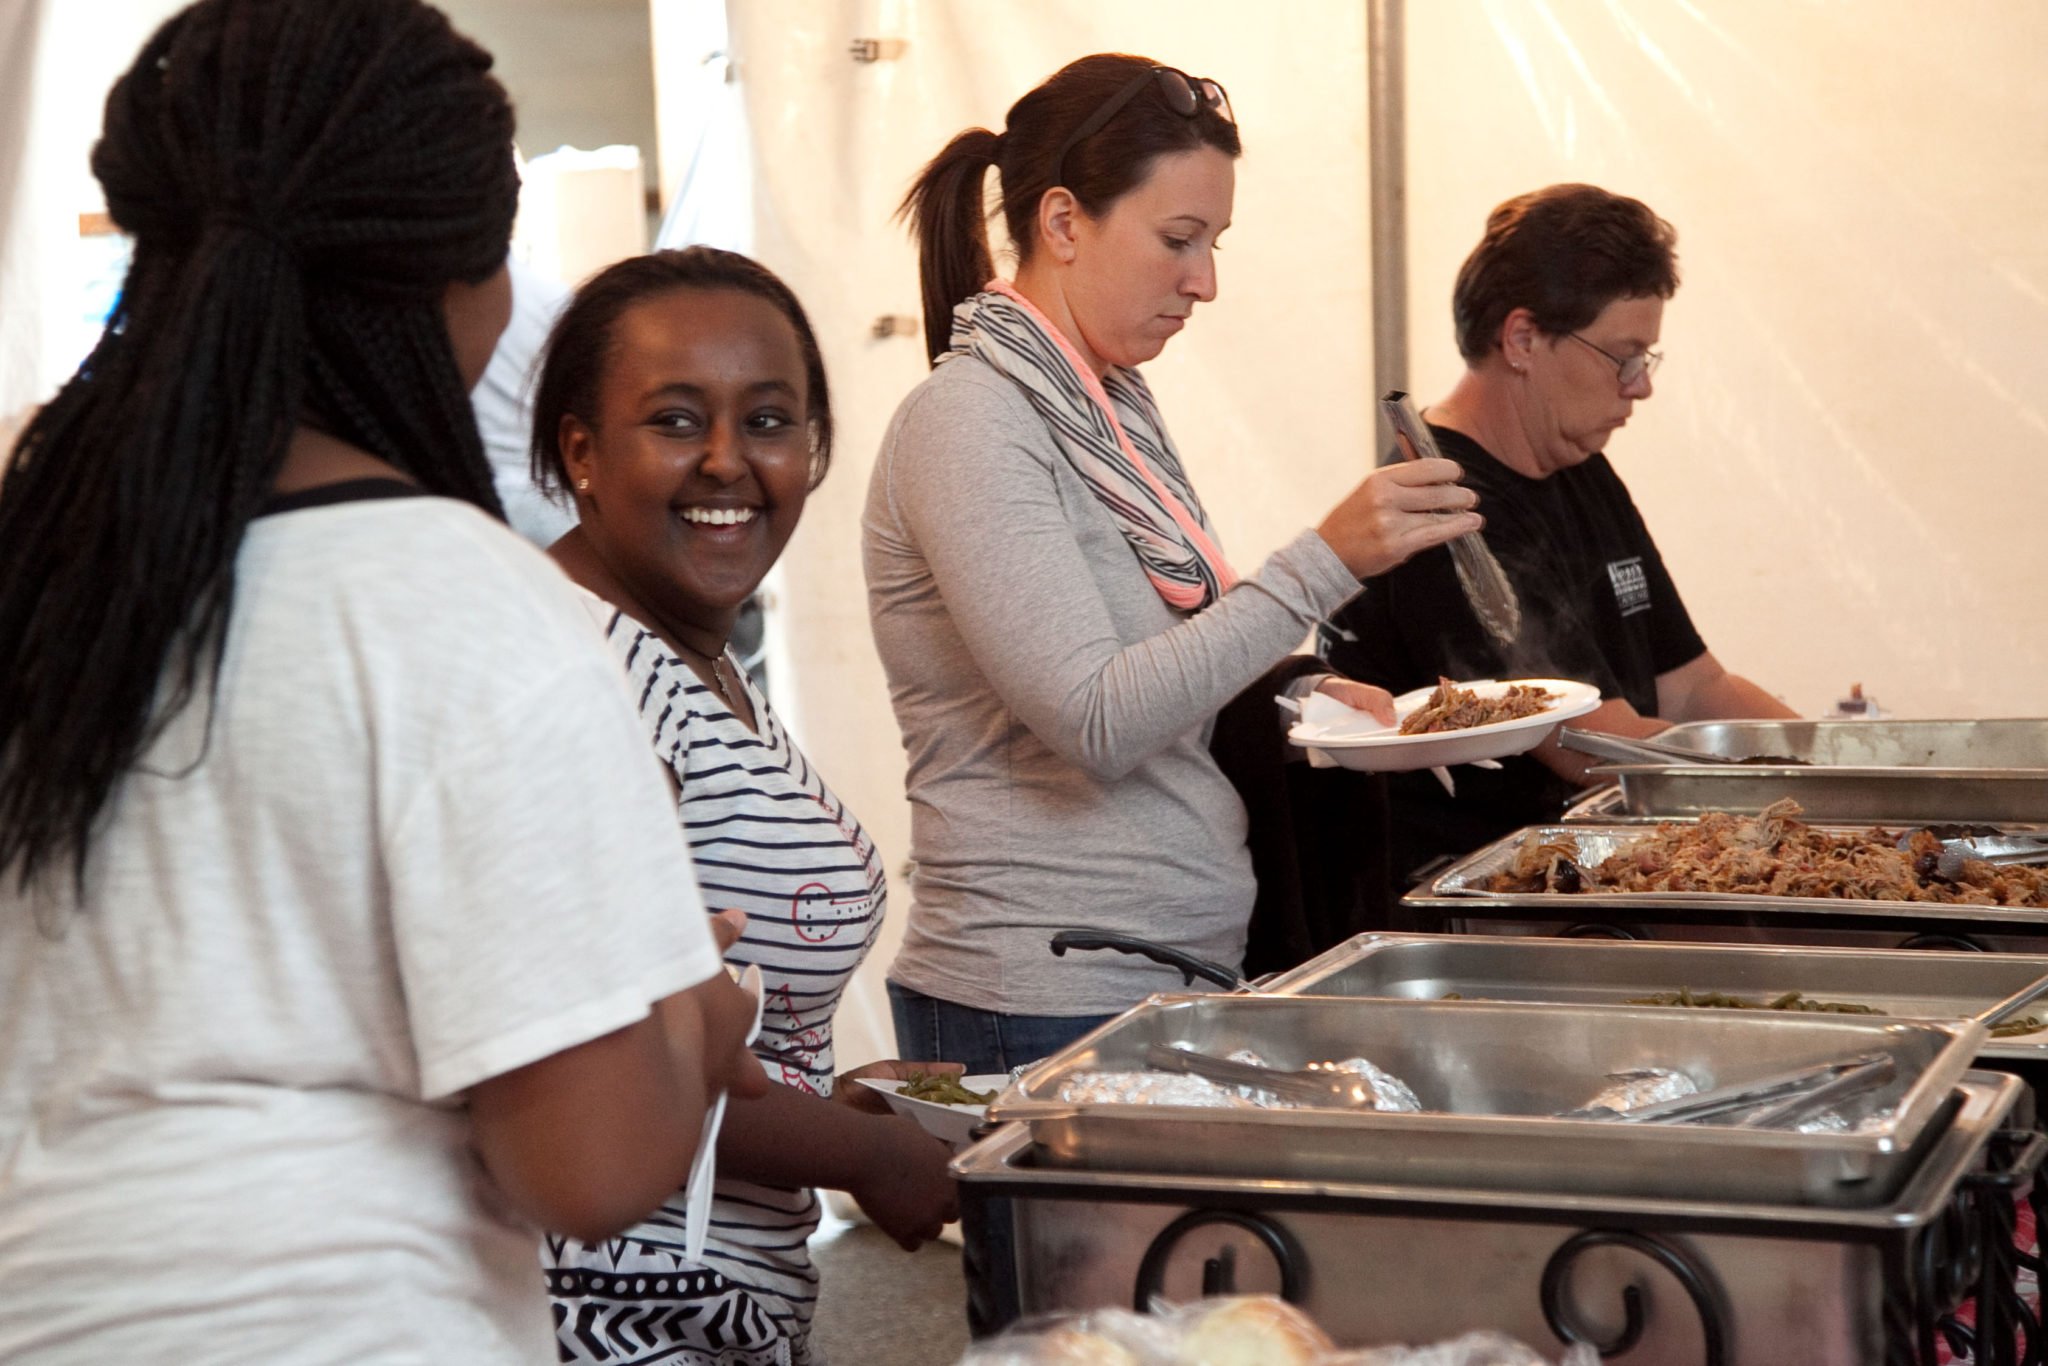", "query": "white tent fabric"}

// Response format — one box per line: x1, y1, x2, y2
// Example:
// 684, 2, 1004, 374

0, 0, 56, 427
690, 0, 2048, 1067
